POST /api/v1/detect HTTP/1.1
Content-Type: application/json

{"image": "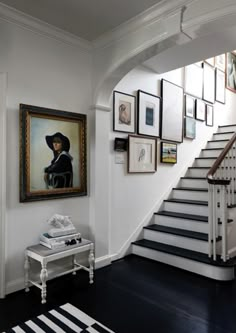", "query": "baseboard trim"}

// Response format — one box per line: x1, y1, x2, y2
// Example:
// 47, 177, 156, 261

95, 255, 112, 269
